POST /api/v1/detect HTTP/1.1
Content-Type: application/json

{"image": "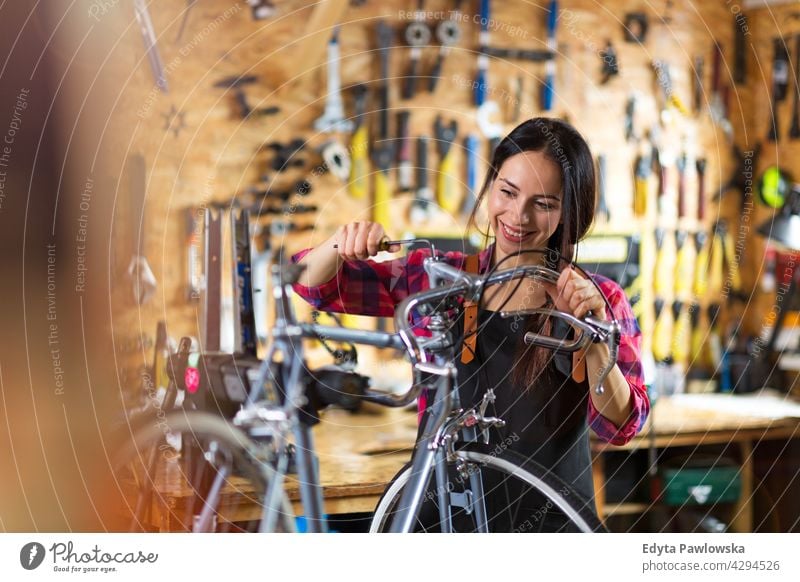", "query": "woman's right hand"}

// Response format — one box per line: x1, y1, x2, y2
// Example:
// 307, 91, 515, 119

334, 221, 400, 261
